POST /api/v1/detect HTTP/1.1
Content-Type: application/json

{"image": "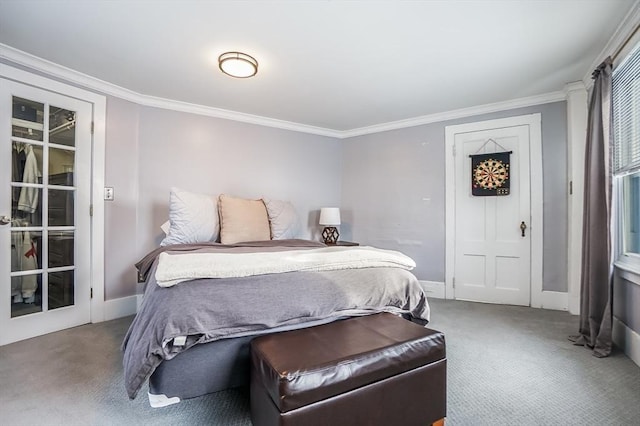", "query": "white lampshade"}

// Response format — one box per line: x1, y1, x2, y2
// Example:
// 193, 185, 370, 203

319, 207, 341, 226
